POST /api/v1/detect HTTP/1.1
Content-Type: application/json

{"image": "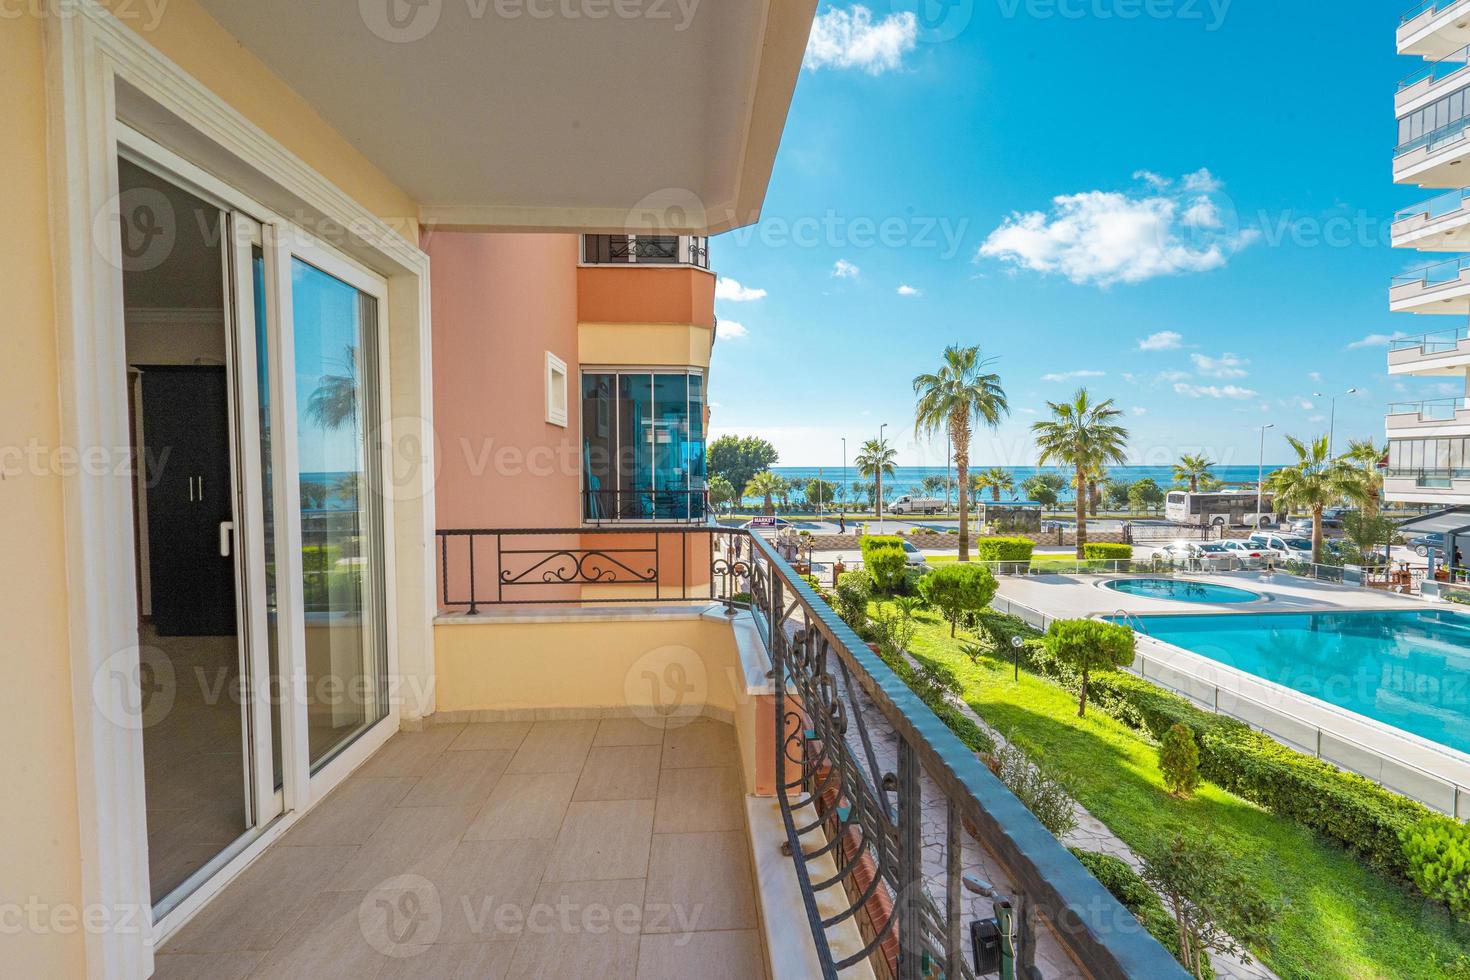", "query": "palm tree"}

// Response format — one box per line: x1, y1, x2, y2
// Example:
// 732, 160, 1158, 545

1338, 438, 1386, 518
1266, 435, 1374, 562
1031, 389, 1129, 558
974, 466, 1015, 503
1081, 460, 1106, 517
742, 470, 786, 515
912, 345, 1009, 561
1172, 453, 1215, 494
855, 437, 898, 524
306, 345, 360, 431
